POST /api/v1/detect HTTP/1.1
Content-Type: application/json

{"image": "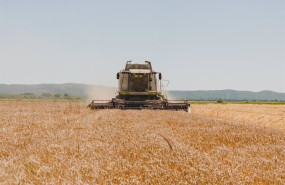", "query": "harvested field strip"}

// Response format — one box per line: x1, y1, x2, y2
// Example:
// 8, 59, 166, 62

0, 101, 284, 184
